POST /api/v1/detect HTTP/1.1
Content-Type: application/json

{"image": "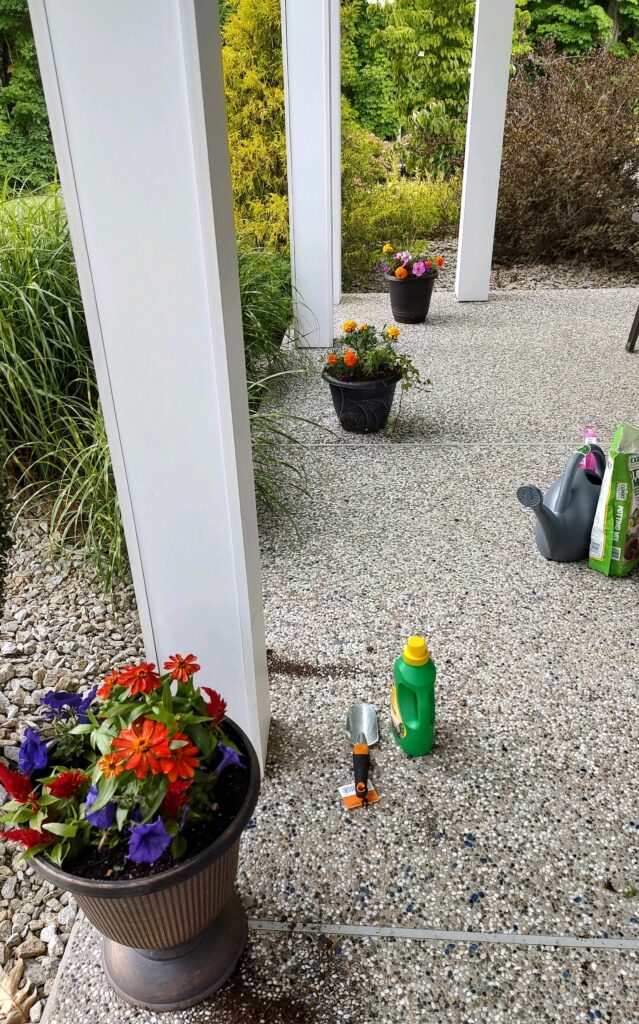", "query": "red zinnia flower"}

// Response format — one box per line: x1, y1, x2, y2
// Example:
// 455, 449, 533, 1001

0, 763, 37, 807
112, 719, 172, 779
47, 771, 87, 799
162, 779, 192, 819
5, 828, 54, 850
120, 662, 161, 696
160, 732, 200, 784
163, 654, 200, 683
98, 671, 121, 701
202, 687, 227, 725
